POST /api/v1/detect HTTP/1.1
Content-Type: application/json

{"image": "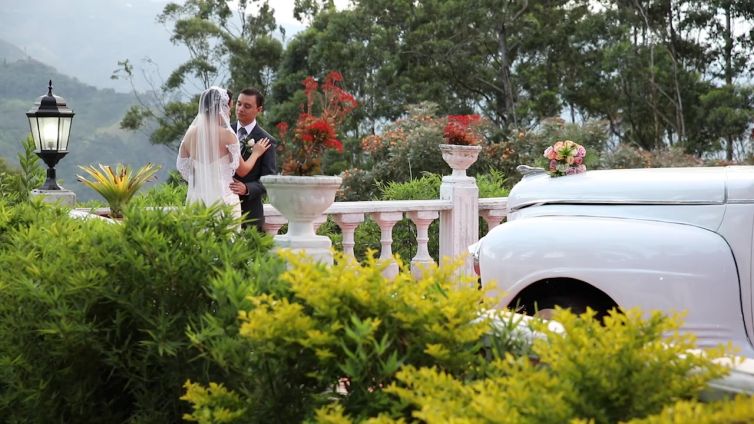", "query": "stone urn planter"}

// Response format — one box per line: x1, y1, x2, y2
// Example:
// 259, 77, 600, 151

439, 144, 482, 179
261, 174, 342, 264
